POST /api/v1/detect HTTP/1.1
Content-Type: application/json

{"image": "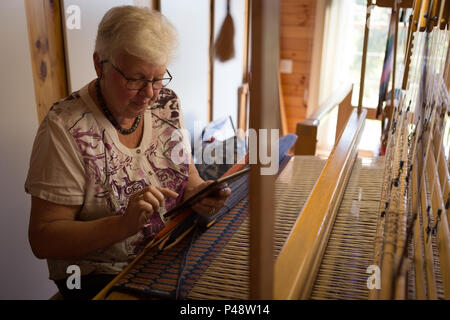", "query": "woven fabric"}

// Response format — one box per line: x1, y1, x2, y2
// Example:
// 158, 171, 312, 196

111, 197, 249, 299
109, 134, 298, 298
